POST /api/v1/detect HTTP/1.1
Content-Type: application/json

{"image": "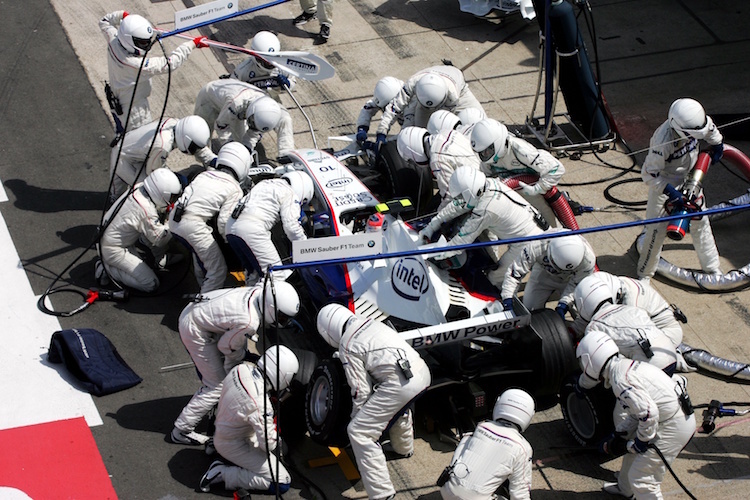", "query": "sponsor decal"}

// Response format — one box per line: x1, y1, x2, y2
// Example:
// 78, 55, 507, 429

333, 192, 373, 206
285, 58, 316, 72
326, 177, 353, 188
391, 257, 429, 301
409, 318, 523, 348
